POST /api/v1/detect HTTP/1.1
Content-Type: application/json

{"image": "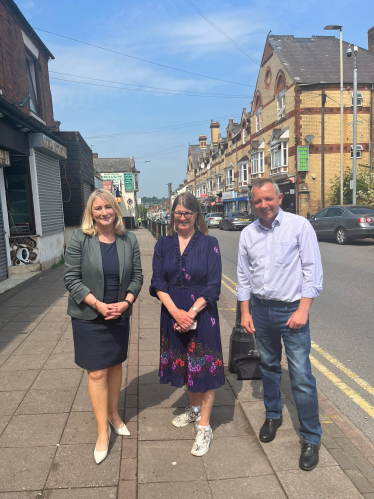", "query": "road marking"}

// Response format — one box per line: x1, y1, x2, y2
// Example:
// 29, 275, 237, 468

310, 355, 374, 419
221, 280, 236, 296
218, 307, 236, 311
311, 341, 374, 398
222, 273, 237, 288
